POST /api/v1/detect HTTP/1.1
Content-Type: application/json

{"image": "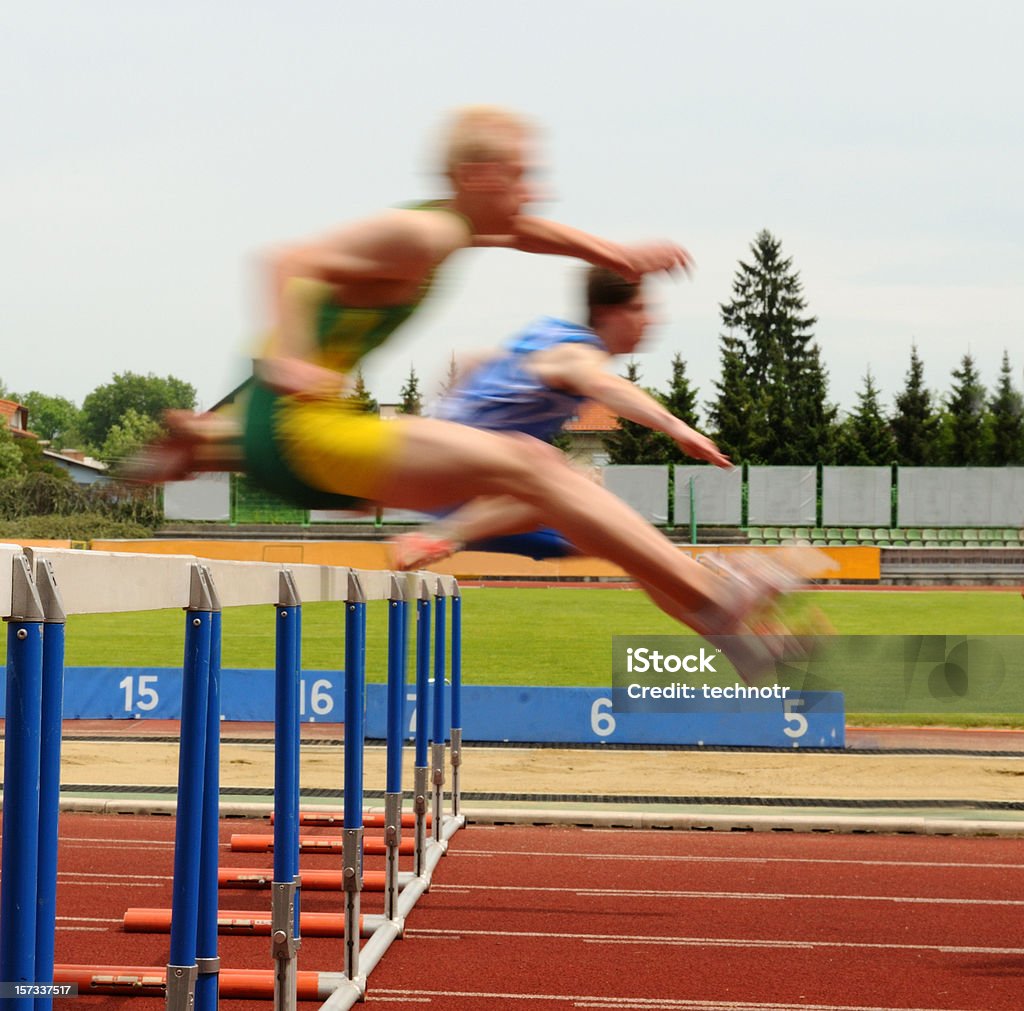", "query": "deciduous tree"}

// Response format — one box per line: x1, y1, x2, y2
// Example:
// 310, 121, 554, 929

79, 372, 196, 450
